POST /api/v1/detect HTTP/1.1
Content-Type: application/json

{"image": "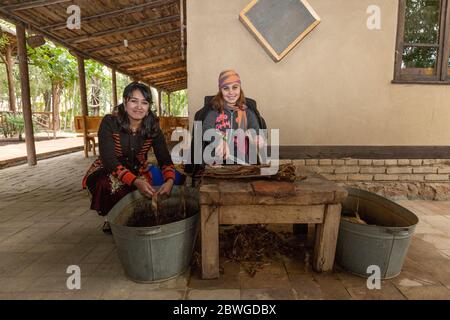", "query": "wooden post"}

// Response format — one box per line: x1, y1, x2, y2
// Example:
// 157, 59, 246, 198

111, 68, 118, 110
313, 204, 341, 272
77, 55, 89, 157
5, 45, 16, 114
201, 205, 220, 279
16, 23, 36, 166
167, 91, 171, 116
157, 89, 162, 116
